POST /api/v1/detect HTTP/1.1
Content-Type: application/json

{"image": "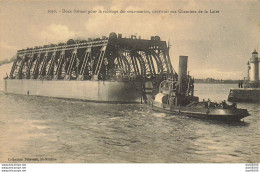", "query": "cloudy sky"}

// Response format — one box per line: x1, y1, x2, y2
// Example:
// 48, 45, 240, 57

0, 0, 259, 79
